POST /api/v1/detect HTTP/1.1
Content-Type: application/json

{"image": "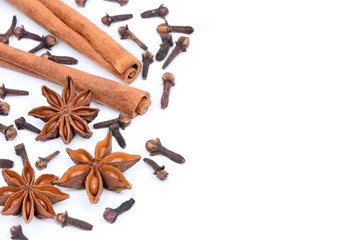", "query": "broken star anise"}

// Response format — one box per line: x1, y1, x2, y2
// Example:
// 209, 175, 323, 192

54, 131, 141, 204
0, 143, 69, 223
28, 76, 100, 144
